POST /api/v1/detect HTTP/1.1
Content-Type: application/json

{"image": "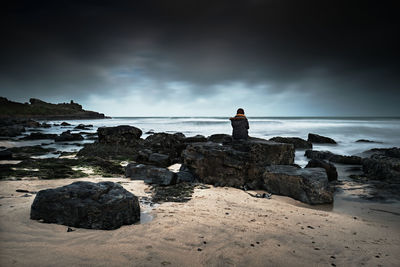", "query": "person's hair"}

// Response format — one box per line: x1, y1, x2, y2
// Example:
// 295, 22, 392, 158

237, 108, 245, 114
